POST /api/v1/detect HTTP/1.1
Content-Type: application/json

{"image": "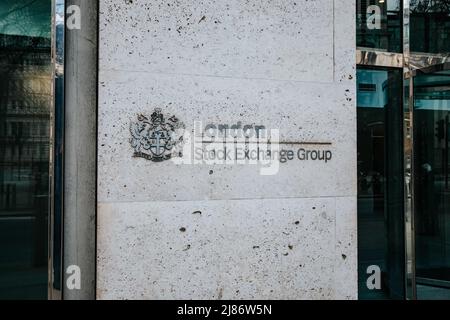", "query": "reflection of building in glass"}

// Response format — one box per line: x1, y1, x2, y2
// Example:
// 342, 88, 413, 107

413, 70, 450, 282
0, 34, 51, 207
357, 69, 389, 108
357, 68, 405, 300
411, 0, 450, 53
0, 33, 51, 297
